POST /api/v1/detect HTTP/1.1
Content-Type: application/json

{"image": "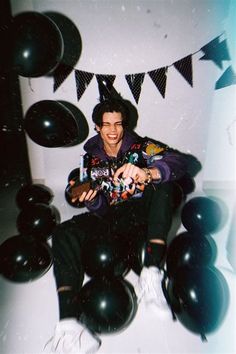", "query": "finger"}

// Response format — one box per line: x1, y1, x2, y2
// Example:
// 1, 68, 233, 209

88, 190, 97, 200
129, 165, 139, 179
123, 164, 139, 180
133, 173, 139, 183
130, 166, 145, 183
113, 164, 126, 181
84, 189, 96, 201
122, 163, 133, 178
78, 191, 87, 203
